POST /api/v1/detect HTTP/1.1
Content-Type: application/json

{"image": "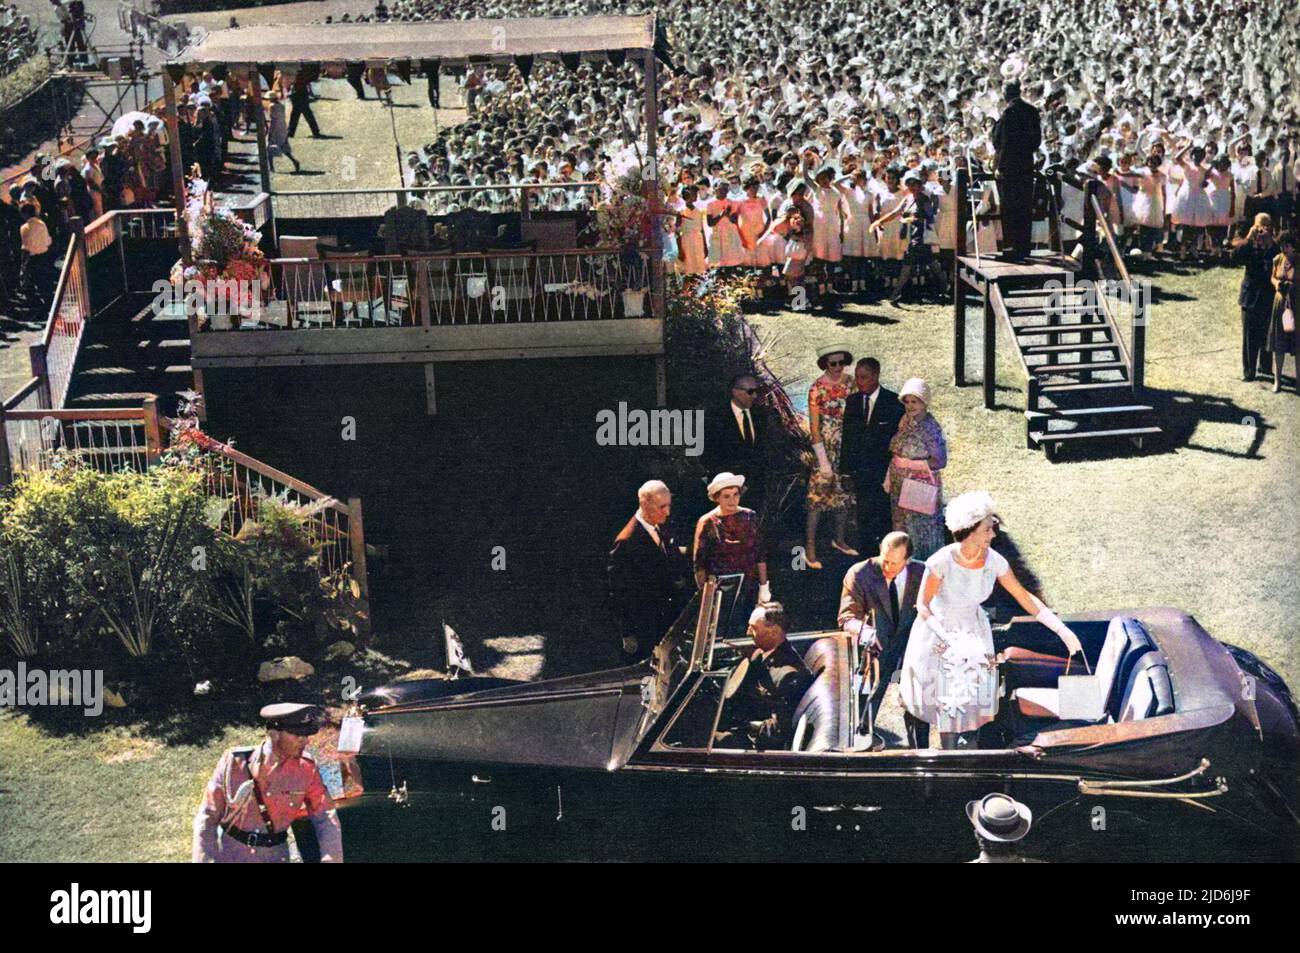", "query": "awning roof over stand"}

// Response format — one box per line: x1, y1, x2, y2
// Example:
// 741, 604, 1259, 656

169, 15, 658, 70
